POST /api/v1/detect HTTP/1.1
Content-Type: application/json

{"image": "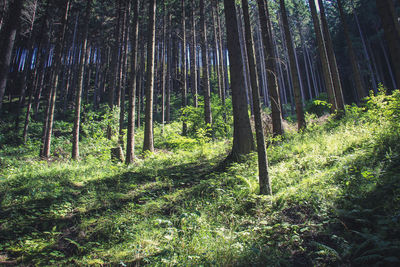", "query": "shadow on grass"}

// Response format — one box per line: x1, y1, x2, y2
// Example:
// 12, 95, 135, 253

0, 157, 222, 264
